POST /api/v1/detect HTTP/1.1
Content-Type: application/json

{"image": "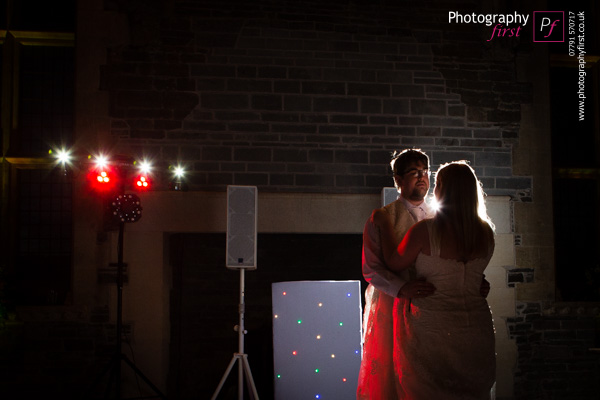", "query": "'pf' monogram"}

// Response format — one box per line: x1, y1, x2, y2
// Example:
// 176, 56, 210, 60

533, 11, 564, 42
